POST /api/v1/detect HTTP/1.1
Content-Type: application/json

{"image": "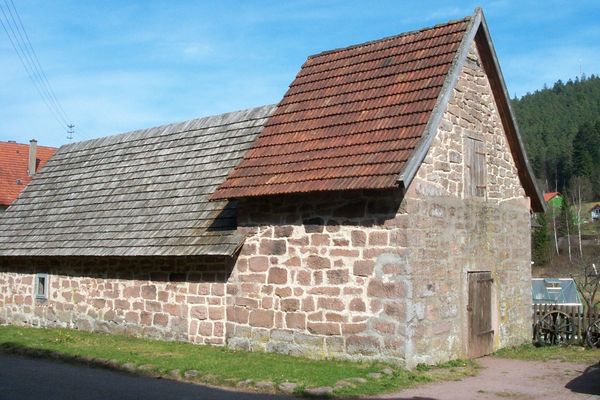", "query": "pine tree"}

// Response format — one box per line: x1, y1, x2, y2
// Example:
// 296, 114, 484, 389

532, 213, 551, 266
512, 75, 600, 196
572, 123, 595, 177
